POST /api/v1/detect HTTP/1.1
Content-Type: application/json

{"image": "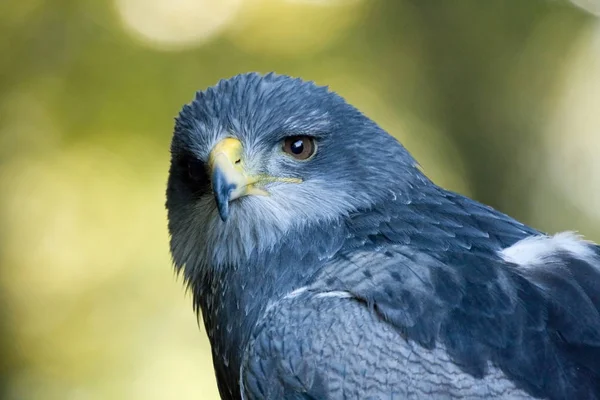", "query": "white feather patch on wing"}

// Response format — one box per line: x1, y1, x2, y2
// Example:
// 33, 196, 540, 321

500, 231, 597, 267
283, 286, 308, 299
314, 291, 354, 299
